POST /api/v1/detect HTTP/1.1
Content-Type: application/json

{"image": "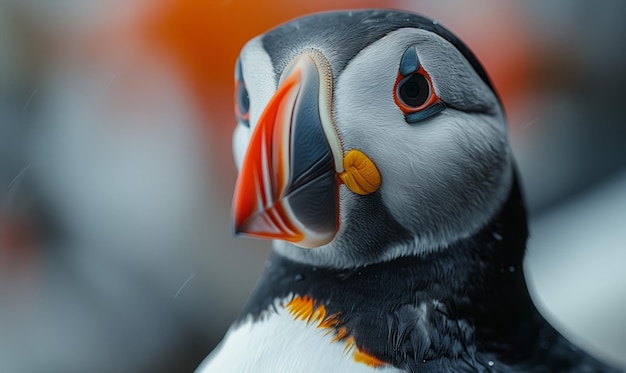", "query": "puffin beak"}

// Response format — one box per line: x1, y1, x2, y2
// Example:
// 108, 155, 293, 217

232, 52, 343, 248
